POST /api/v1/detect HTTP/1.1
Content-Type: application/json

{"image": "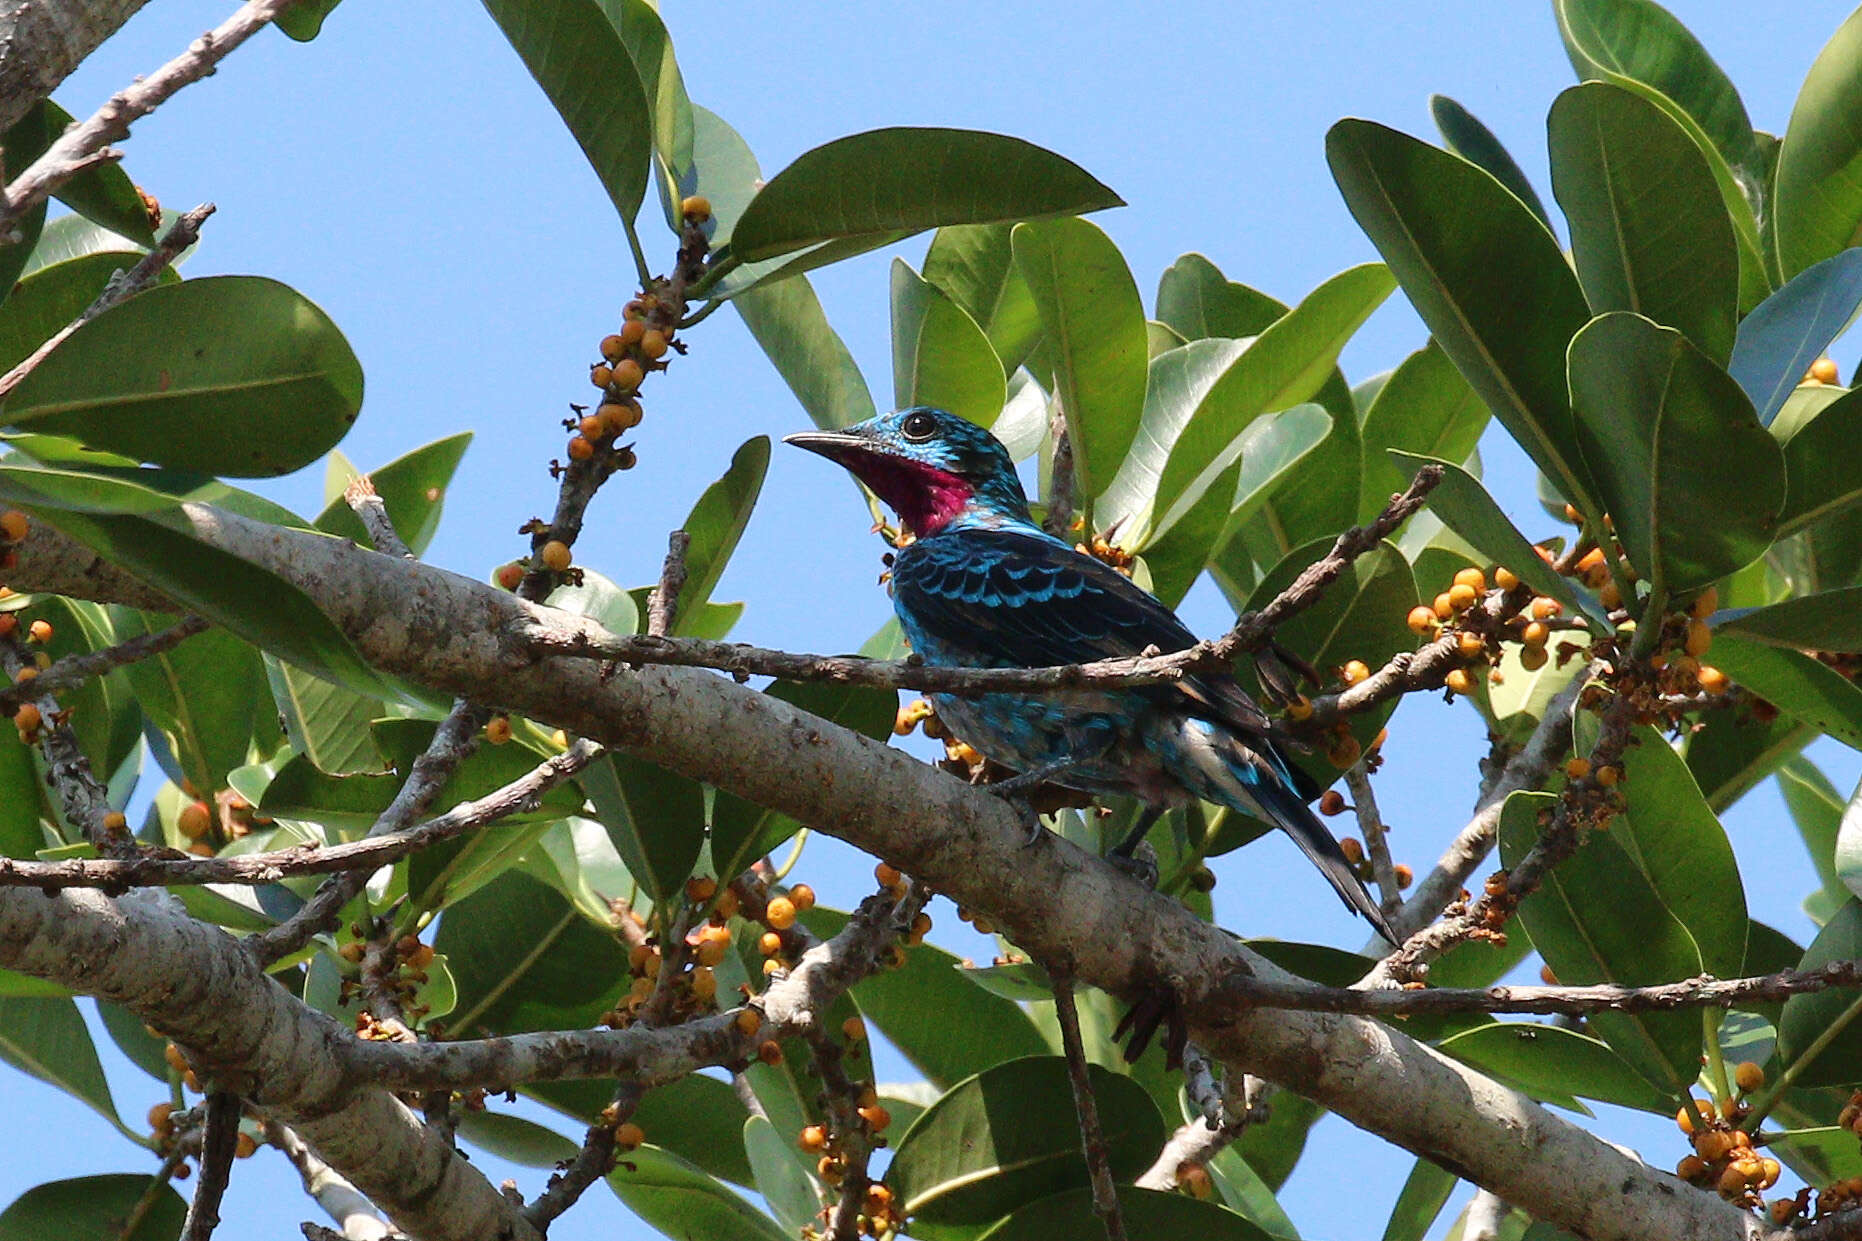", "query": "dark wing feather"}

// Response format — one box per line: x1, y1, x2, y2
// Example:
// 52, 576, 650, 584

893, 528, 1276, 736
